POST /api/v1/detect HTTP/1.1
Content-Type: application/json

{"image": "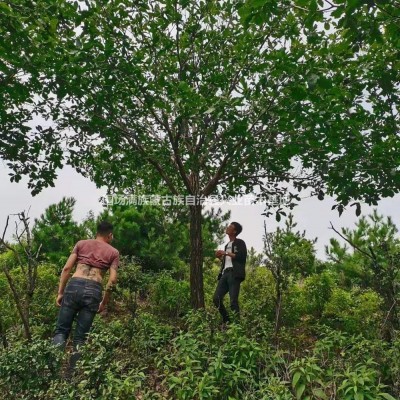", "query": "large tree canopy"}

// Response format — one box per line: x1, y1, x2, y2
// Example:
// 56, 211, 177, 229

0, 1, 65, 193
1, 0, 399, 307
